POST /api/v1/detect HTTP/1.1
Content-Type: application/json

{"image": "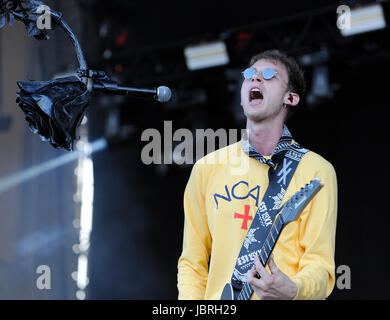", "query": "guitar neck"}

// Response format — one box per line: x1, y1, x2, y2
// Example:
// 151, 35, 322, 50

231, 178, 323, 301
237, 214, 285, 300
